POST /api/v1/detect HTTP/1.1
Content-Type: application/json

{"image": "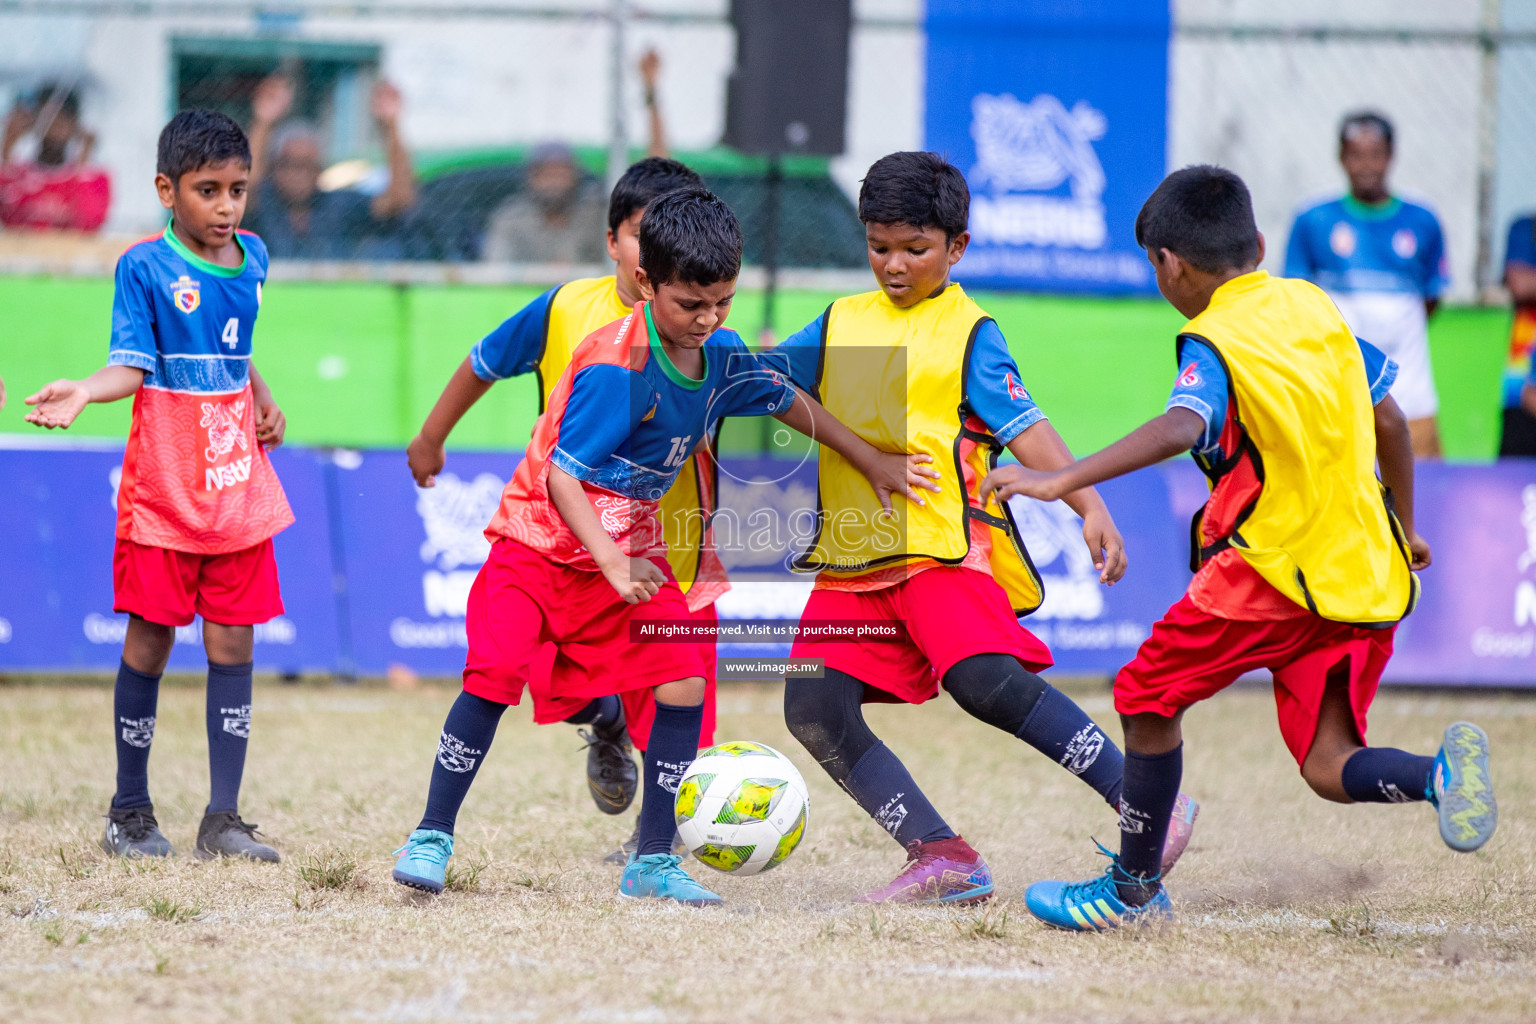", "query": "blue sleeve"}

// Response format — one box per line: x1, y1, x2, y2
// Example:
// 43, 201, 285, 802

469, 287, 558, 381
549, 364, 652, 481
1419, 213, 1448, 299
1167, 339, 1229, 455
107, 254, 158, 373
715, 344, 797, 419
1506, 217, 1536, 270
1283, 213, 1315, 280
1357, 338, 1398, 406
962, 320, 1046, 444
757, 313, 824, 393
